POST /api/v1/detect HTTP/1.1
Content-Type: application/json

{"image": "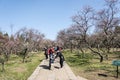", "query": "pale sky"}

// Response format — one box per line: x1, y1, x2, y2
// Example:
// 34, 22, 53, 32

0, 0, 105, 40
